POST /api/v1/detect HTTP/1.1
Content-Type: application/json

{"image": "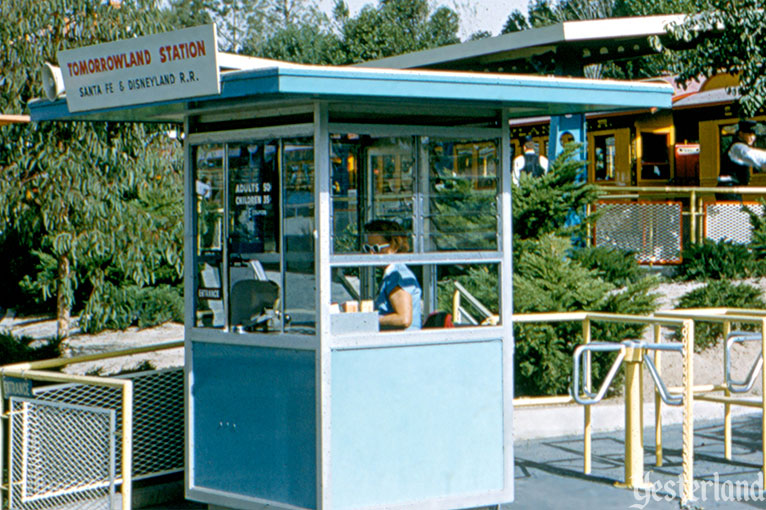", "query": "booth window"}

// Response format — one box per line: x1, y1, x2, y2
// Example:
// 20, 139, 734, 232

425, 138, 498, 251
329, 133, 501, 329
329, 135, 498, 254
193, 137, 316, 334
194, 144, 225, 328
640, 132, 670, 180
